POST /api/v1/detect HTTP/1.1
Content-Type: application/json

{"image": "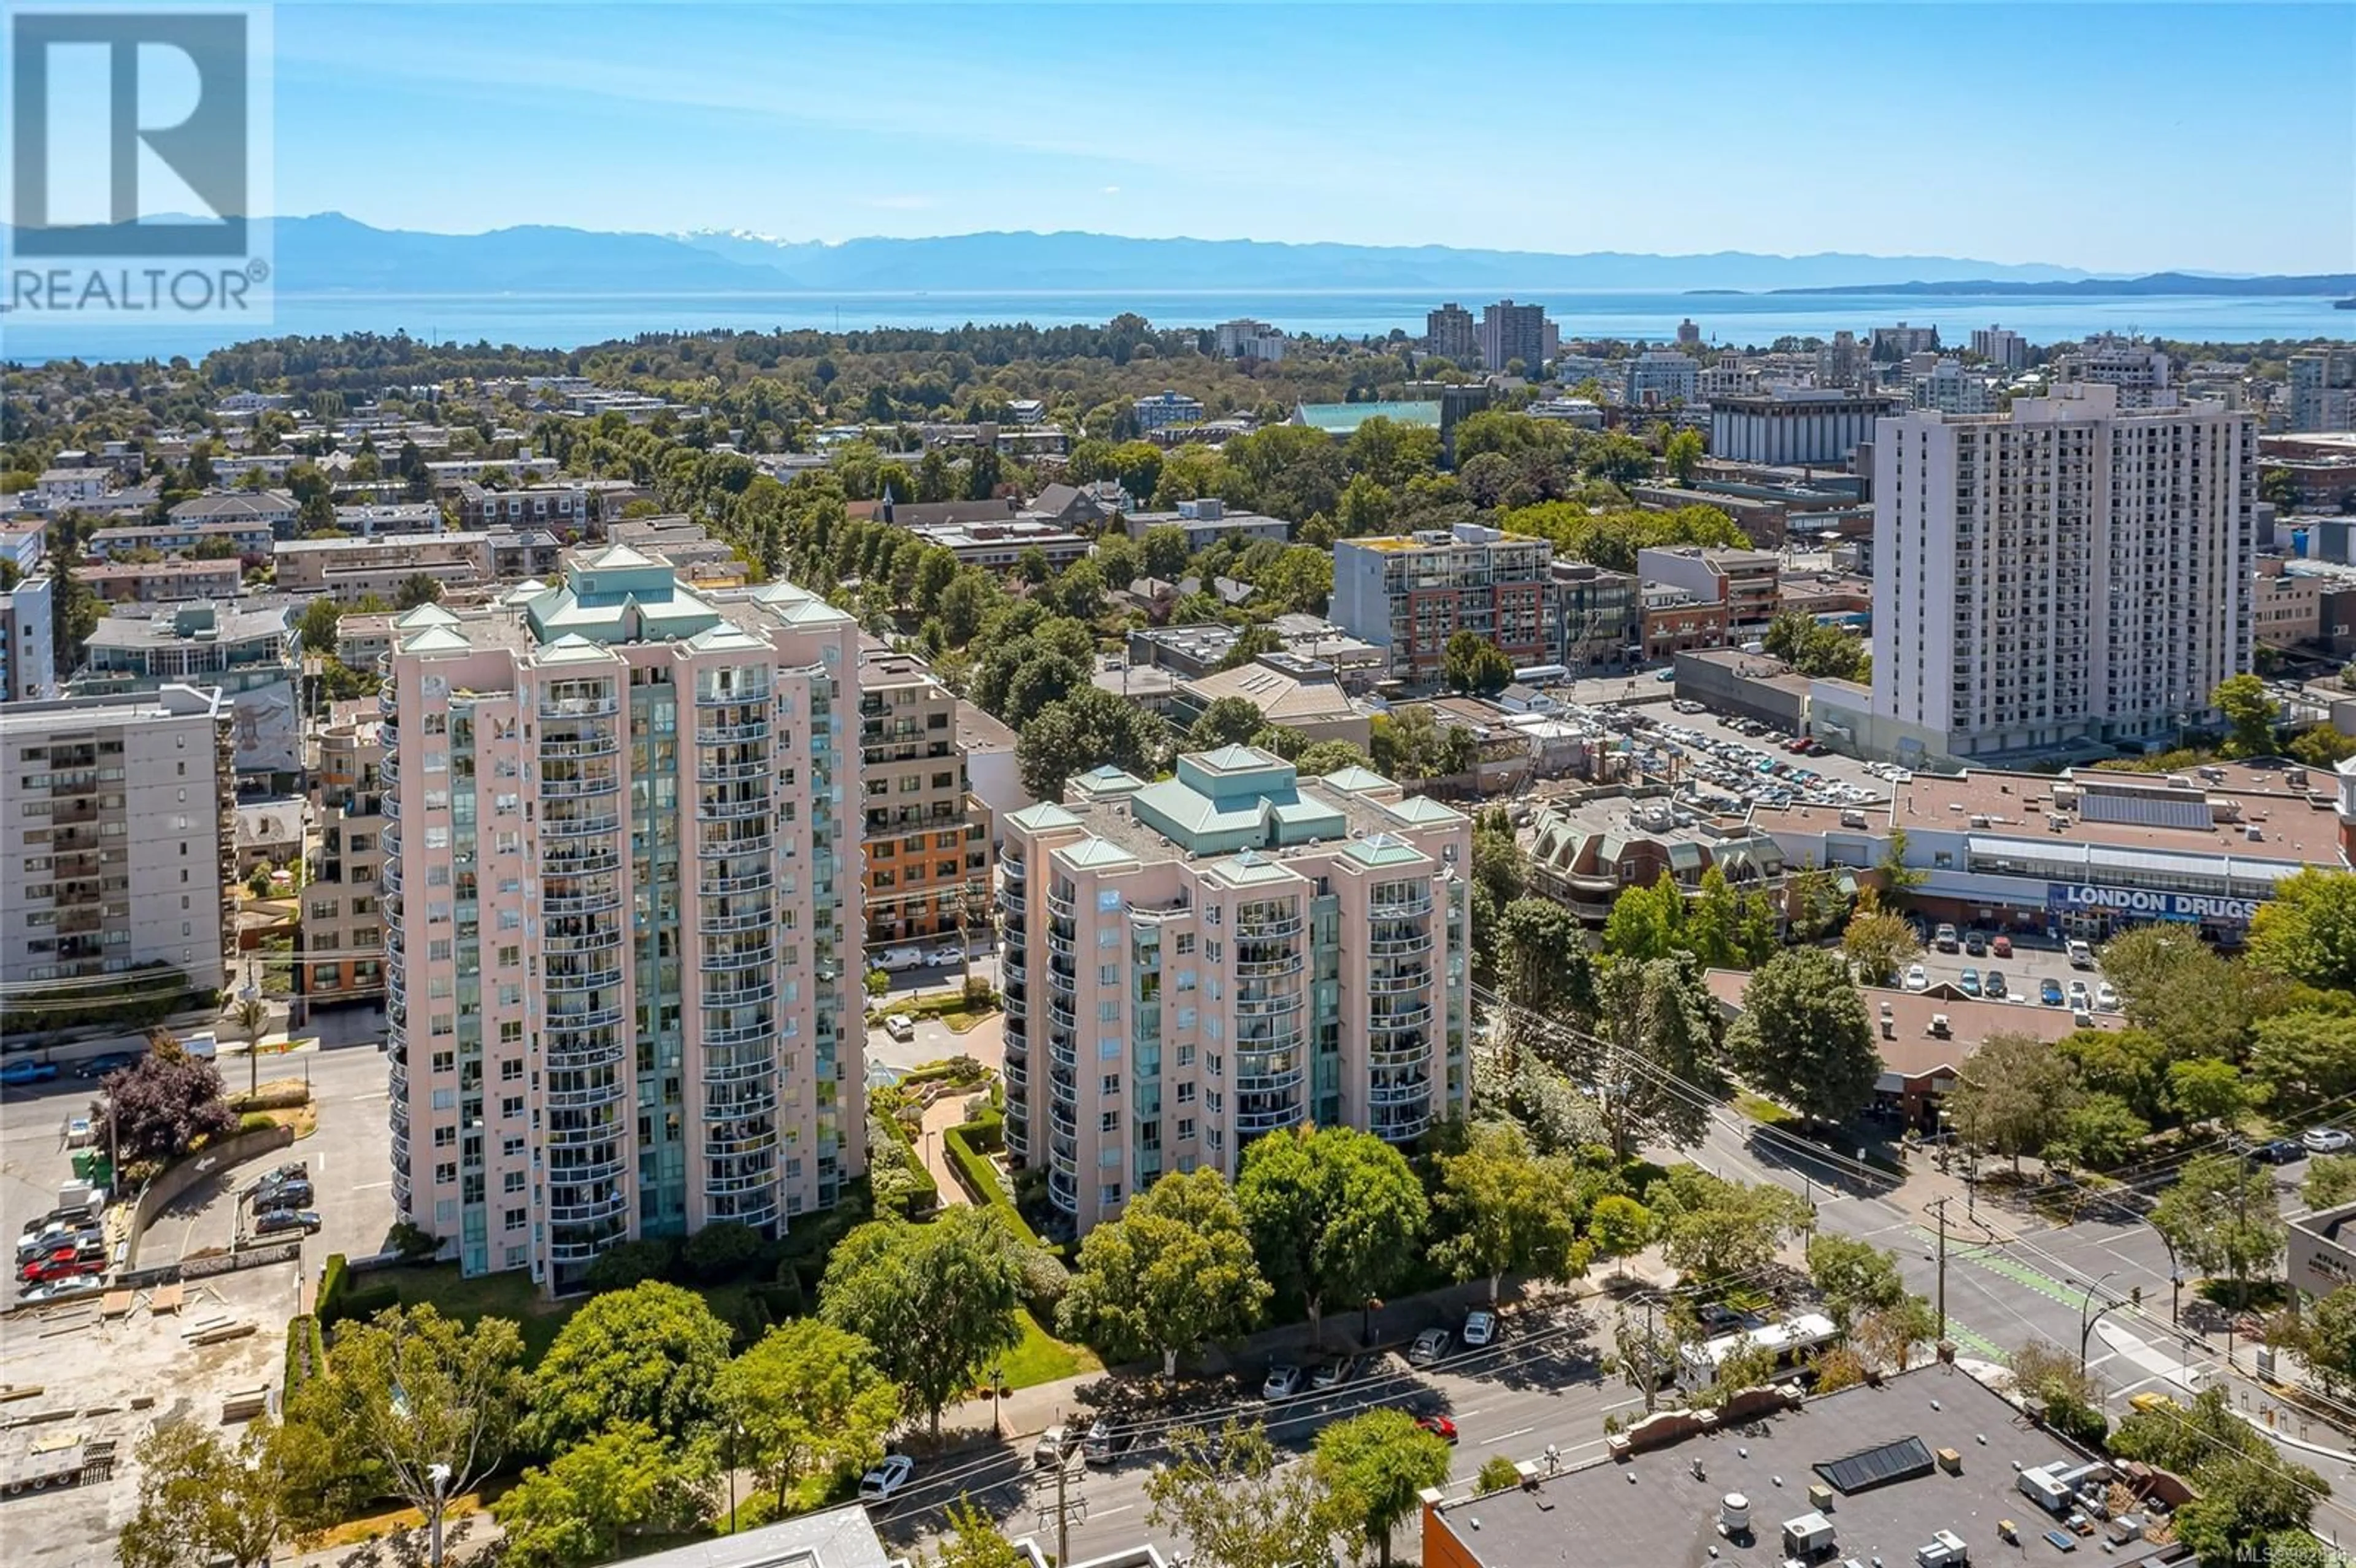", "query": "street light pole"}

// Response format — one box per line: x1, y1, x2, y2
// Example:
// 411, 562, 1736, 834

726, 1422, 741, 1534
2075, 1270, 2120, 1374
